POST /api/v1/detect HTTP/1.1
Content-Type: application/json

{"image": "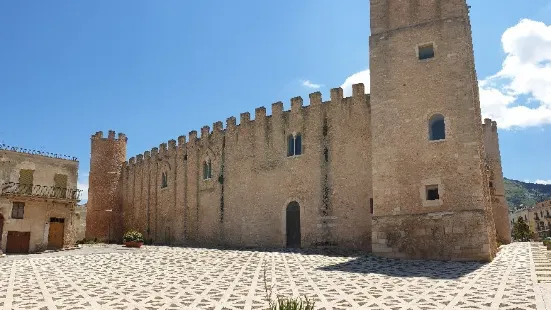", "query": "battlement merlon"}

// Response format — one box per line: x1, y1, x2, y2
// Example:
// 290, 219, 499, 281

177, 135, 187, 147
483, 118, 498, 132
291, 97, 303, 112
331, 87, 344, 102
189, 130, 198, 144
168, 140, 177, 153
309, 92, 322, 106
226, 117, 237, 131
201, 126, 210, 140
271, 102, 283, 116
240, 112, 250, 125
213, 122, 224, 133
255, 107, 266, 121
